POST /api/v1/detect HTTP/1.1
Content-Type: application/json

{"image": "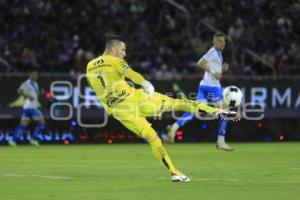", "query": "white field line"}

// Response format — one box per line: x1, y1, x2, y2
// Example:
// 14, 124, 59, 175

156, 177, 239, 182
3, 174, 72, 180
194, 178, 239, 182
157, 177, 300, 184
